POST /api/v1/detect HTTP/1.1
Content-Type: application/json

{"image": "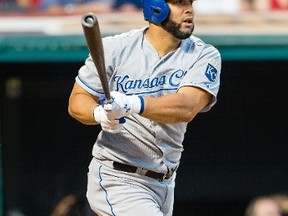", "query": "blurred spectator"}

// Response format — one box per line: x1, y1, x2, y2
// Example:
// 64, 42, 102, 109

39, 0, 113, 15
270, 194, 288, 215
112, 0, 142, 12
253, 0, 288, 11
0, 0, 40, 12
7, 209, 26, 216
39, 0, 142, 15
241, 0, 255, 10
50, 194, 98, 216
245, 195, 282, 216
270, 0, 288, 10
